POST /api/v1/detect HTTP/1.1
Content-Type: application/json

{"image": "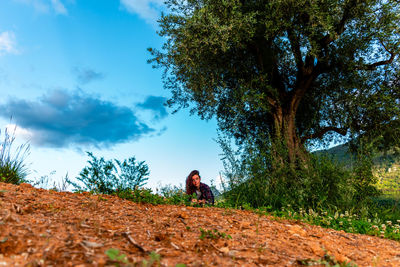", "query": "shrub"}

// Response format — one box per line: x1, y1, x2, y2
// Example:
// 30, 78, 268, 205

67, 152, 149, 194
116, 187, 166, 204
218, 134, 380, 213
0, 125, 30, 185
